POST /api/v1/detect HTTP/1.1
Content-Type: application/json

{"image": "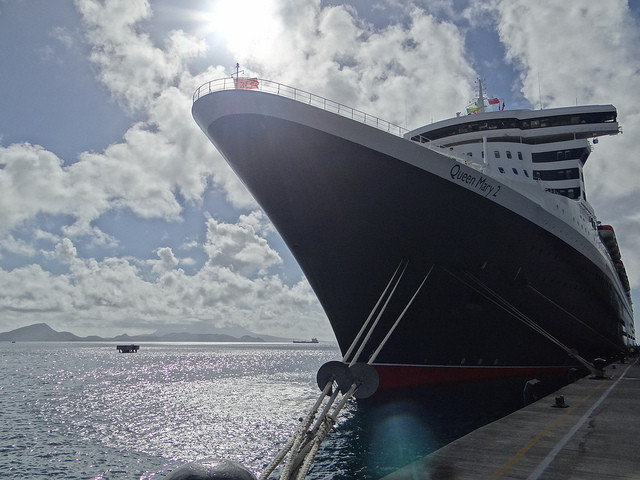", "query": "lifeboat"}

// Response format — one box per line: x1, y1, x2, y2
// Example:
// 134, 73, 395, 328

598, 225, 621, 261
599, 225, 630, 293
